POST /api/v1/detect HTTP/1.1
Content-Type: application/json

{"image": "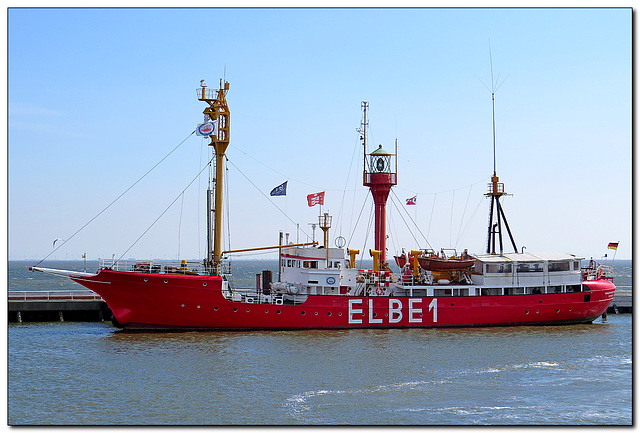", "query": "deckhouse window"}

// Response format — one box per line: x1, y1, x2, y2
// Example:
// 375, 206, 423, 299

573, 260, 581, 271
549, 261, 571, 272
486, 263, 512, 274
516, 262, 543, 272
303, 261, 318, 269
